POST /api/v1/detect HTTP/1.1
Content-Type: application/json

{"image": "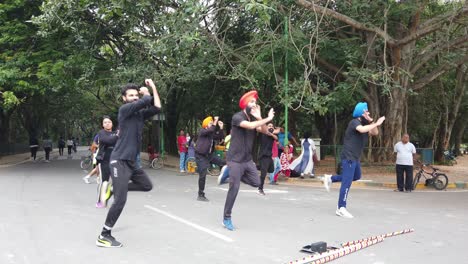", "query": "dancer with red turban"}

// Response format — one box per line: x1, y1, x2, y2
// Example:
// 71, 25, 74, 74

221, 90, 275, 230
